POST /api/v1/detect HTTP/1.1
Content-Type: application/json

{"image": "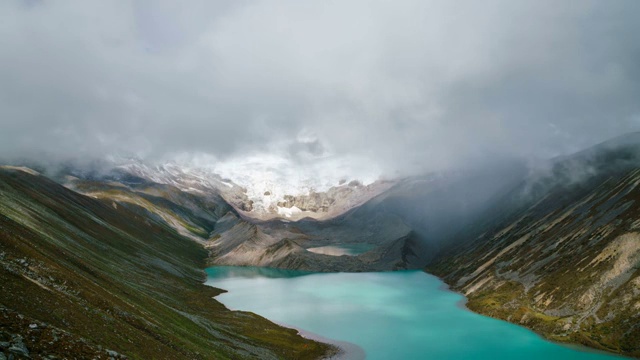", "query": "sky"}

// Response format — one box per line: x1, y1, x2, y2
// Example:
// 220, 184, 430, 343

1, 0, 640, 185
